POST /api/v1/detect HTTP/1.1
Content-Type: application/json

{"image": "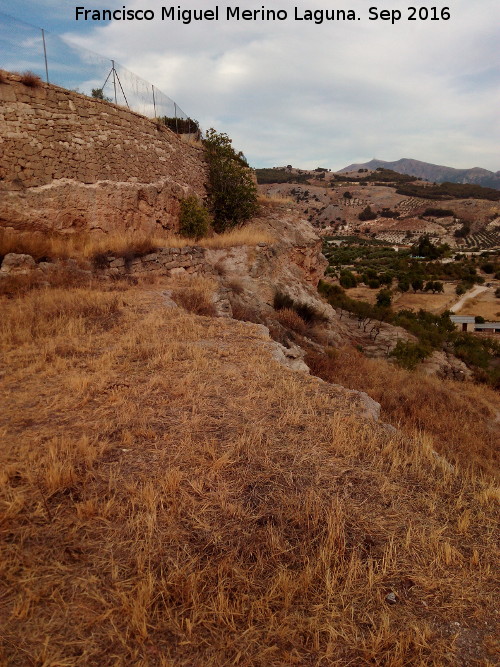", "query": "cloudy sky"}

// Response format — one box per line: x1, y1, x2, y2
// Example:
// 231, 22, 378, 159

1, 0, 499, 171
